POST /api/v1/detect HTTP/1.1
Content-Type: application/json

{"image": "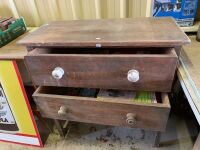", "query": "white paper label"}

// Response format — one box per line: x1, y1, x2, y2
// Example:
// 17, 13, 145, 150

0, 87, 16, 125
